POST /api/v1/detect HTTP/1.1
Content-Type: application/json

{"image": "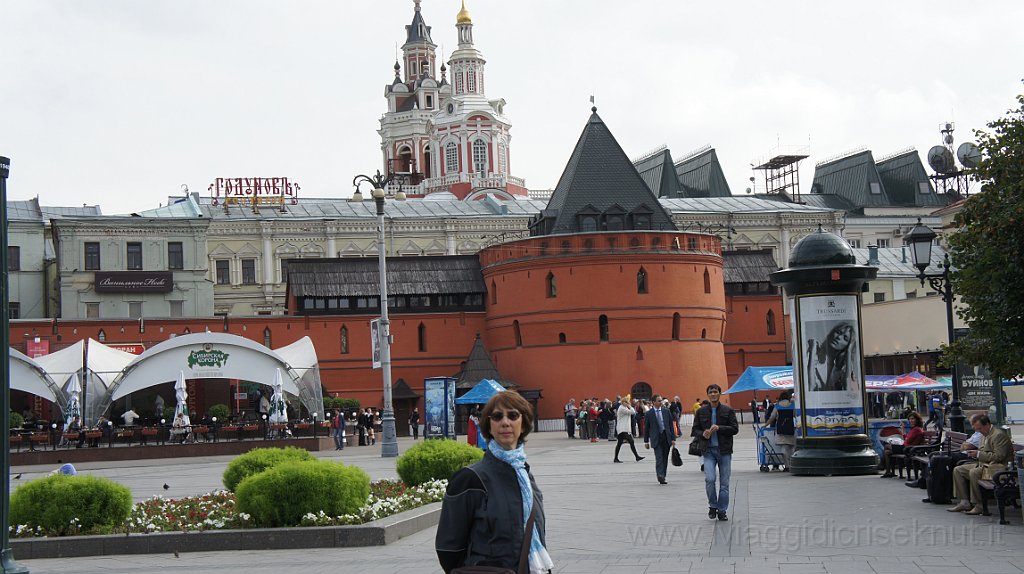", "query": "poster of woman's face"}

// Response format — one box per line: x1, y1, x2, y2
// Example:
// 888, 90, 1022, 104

805, 320, 858, 393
